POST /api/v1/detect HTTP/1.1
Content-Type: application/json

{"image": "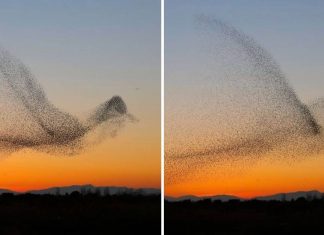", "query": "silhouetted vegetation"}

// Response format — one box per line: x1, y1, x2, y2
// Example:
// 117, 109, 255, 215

165, 197, 324, 235
0, 192, 160, 234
